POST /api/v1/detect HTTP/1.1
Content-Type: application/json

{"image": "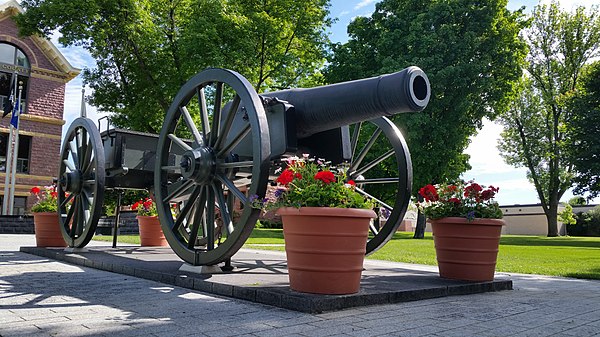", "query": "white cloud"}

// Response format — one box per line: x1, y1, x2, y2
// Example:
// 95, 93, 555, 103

463, 118, 516, 175
338, 10, 350, 17
354, 0, 376, 10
